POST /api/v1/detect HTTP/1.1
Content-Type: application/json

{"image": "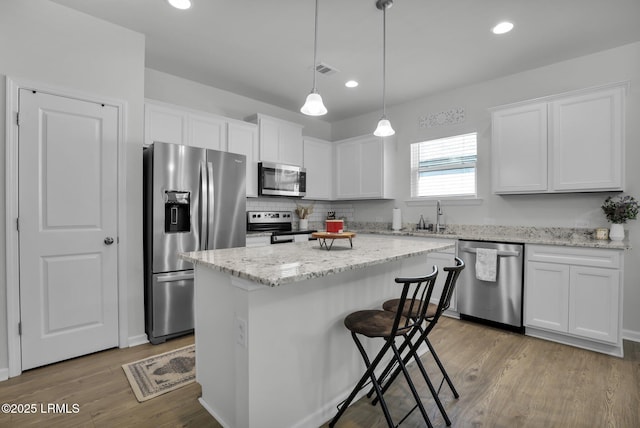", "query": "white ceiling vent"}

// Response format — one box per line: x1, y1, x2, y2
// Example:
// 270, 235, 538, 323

314, 62, 339, 76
